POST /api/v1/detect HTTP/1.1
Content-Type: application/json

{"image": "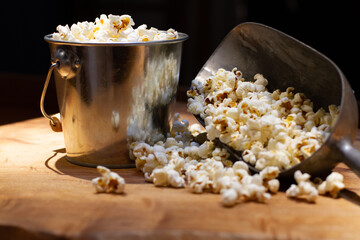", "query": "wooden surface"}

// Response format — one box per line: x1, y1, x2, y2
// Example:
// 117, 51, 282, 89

1, 102, 360, 240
